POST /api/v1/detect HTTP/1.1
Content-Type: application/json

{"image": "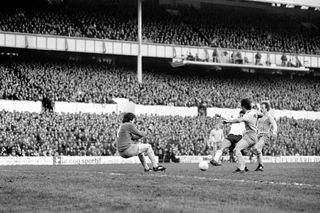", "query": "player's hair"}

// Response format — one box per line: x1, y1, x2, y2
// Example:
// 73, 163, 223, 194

261, 101, 270, 111
240, 99, 252, 110
239, 110, 245, 115
122, 112, 136, 123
